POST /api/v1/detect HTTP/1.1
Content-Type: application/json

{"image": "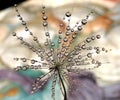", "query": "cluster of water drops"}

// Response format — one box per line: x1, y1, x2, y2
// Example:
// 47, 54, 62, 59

12, 4, 109, 100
